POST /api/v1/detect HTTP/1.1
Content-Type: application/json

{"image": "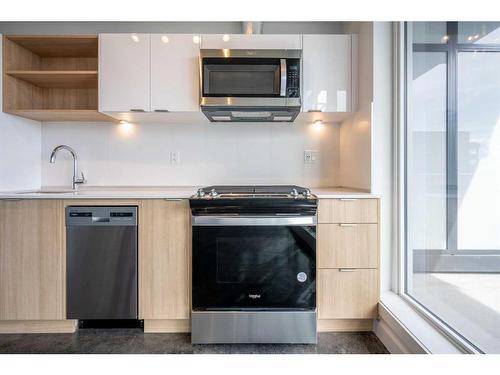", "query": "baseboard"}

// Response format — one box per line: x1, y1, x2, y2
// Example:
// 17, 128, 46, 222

317, 319, 373, 332
374, 301, 427, 354
143, 319, 190, 333
0, 320, 77, 334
